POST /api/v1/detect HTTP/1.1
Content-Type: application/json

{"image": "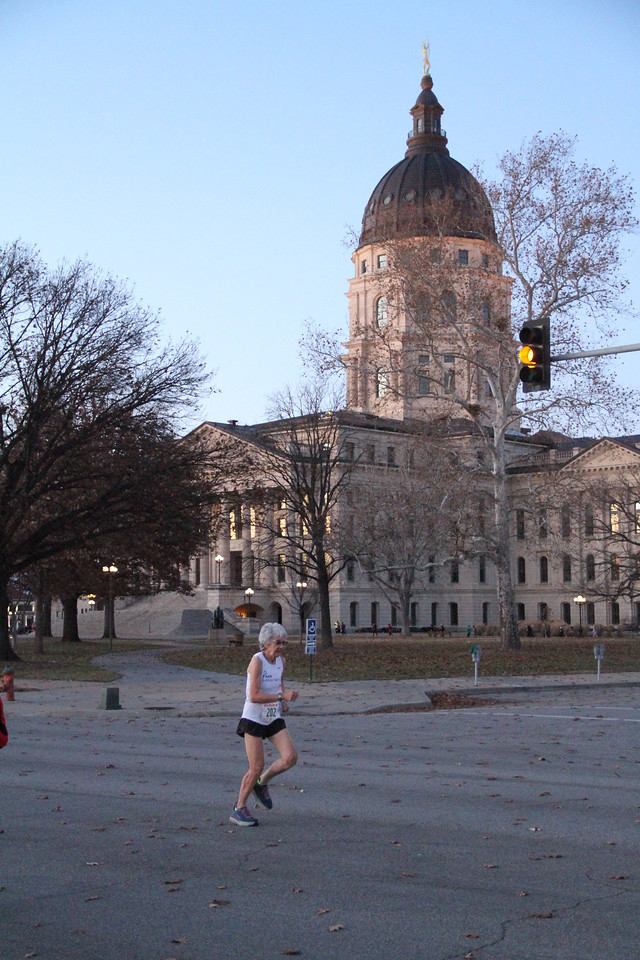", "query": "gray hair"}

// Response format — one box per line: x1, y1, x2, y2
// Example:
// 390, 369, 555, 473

258, 622, 287, 650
